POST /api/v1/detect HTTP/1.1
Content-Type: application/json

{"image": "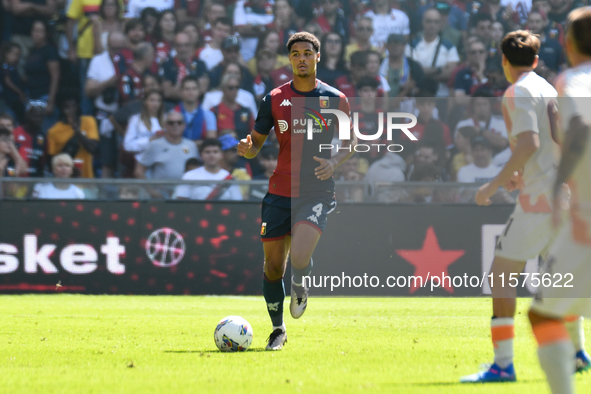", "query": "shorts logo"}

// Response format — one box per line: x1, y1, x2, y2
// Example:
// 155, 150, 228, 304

261, 222, 267, 235
307, 215, 319, 224
277, 120, 288, 133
